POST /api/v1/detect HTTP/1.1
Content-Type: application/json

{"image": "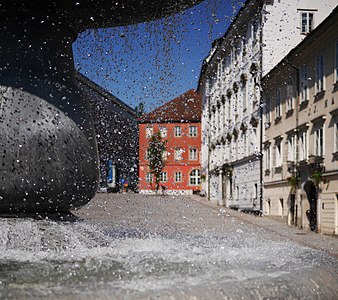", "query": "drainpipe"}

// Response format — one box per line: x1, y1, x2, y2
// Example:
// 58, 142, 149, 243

259, 3, 264, 216
285, 60, 300, 227
208, 93, 211, 202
